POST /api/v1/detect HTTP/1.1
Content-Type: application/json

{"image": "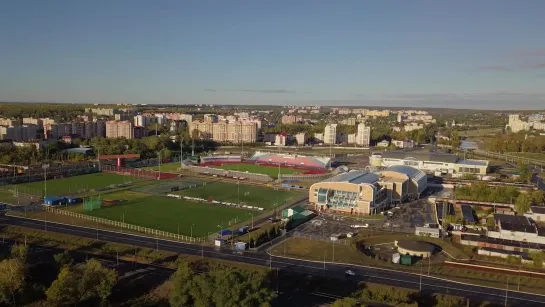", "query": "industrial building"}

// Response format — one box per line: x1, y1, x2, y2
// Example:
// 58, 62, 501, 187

369, 150, 489, 175
309, 166, 427, 215
395, 240, 434, 258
